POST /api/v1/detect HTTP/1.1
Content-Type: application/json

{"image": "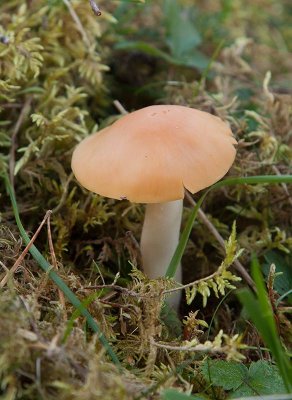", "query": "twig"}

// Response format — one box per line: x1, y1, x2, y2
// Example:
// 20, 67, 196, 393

9, 97, 32, 188
89, 0, 101, 16
0, 210, 52, 288
63, 0, 91, 48
85, 279, 219, 299
47, 213, 67, 316
113, 100, 128, 115
163, 269, 218, 295
185, 192, 255, 288
272, 165, 292, 207
150, 337, 233, 355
